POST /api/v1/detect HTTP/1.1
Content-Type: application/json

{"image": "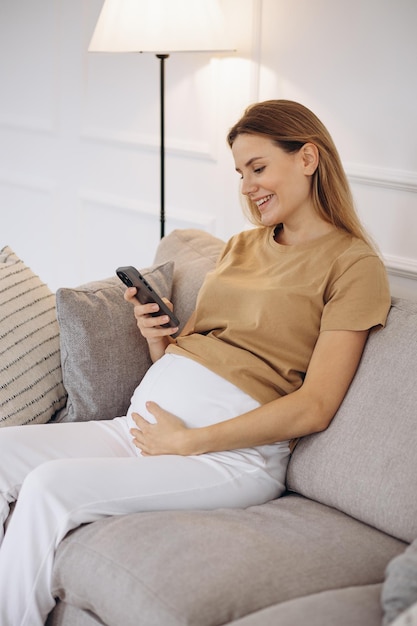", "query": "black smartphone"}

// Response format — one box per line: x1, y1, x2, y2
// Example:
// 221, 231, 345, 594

116, 265, 180, 337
